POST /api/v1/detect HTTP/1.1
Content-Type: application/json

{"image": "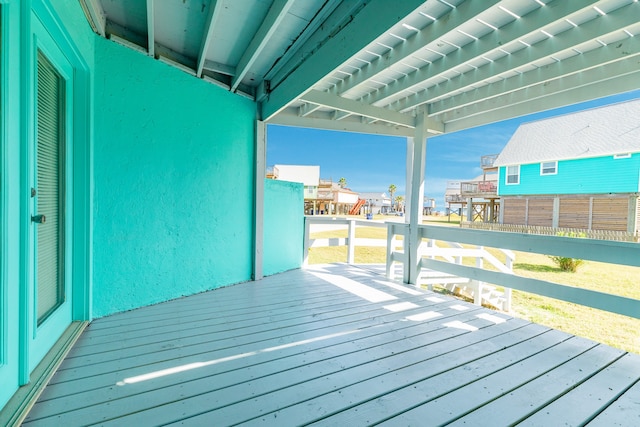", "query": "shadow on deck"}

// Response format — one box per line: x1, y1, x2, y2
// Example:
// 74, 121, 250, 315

24, 264, 640, 425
